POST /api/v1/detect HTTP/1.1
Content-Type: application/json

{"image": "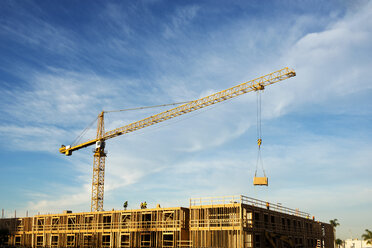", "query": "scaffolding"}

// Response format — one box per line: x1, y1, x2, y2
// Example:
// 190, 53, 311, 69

0, 195, 334, 248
